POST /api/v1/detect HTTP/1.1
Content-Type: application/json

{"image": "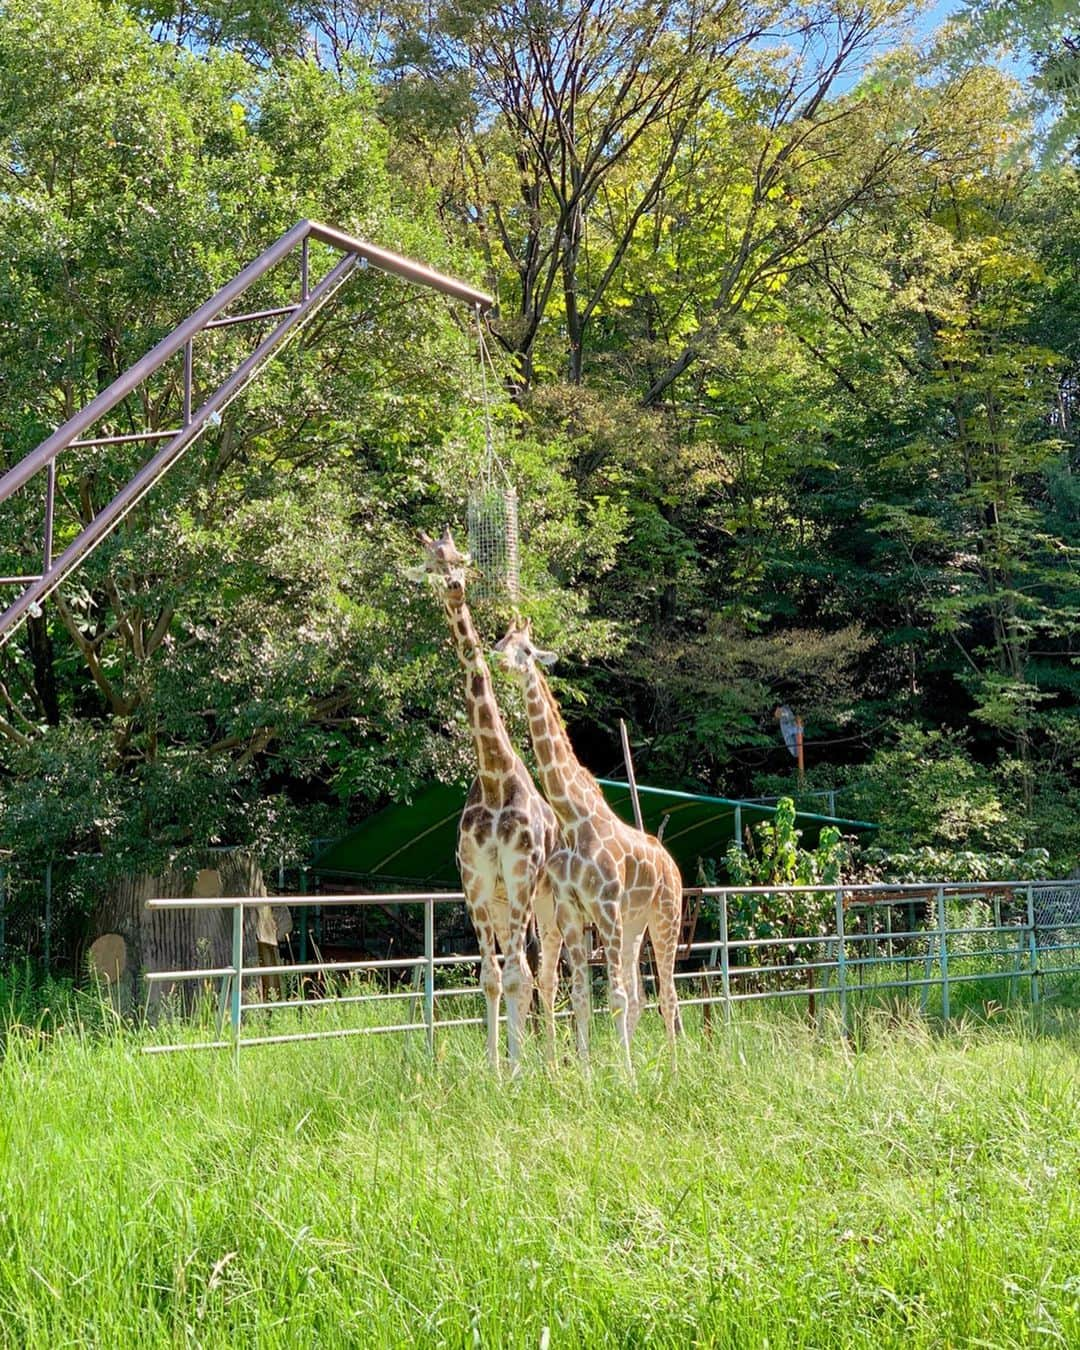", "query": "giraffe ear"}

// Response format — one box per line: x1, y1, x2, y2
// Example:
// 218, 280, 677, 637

418, 529, 434, 547
535, 648, 557, 668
